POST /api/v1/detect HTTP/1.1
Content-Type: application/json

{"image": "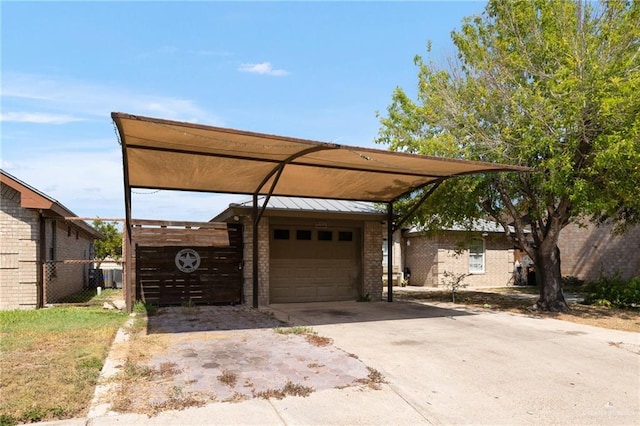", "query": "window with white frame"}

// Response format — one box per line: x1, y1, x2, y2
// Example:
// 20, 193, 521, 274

469, 239, 485, 273
382, 238, 388, 266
